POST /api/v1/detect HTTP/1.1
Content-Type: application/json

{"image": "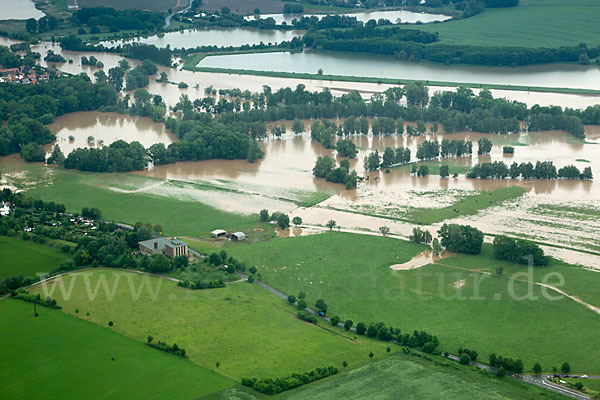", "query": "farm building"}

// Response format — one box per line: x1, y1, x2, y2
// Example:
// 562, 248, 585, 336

139, 237, 189, 259
231, 232, 246, 241
211, 229, 227, 238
